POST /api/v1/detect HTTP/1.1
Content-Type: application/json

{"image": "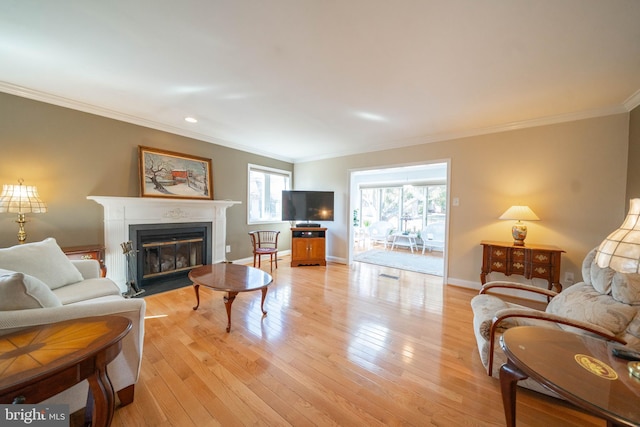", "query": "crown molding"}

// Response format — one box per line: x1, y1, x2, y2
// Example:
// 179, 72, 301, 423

0, 82, 295, 163
295, 104, 630, 163
1, 81, 636, 164
624, 89, 640, 111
